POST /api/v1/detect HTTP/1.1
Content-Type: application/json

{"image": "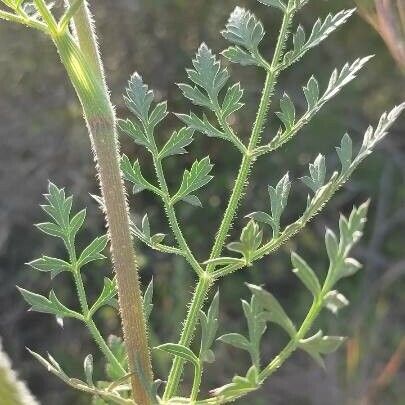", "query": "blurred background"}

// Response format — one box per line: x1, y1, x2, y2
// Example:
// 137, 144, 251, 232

0, 0, 404, 404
